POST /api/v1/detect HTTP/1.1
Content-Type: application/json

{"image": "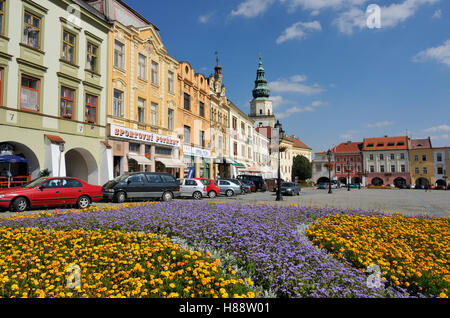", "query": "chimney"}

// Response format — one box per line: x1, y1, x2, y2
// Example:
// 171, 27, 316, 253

103, 0, 114, 20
